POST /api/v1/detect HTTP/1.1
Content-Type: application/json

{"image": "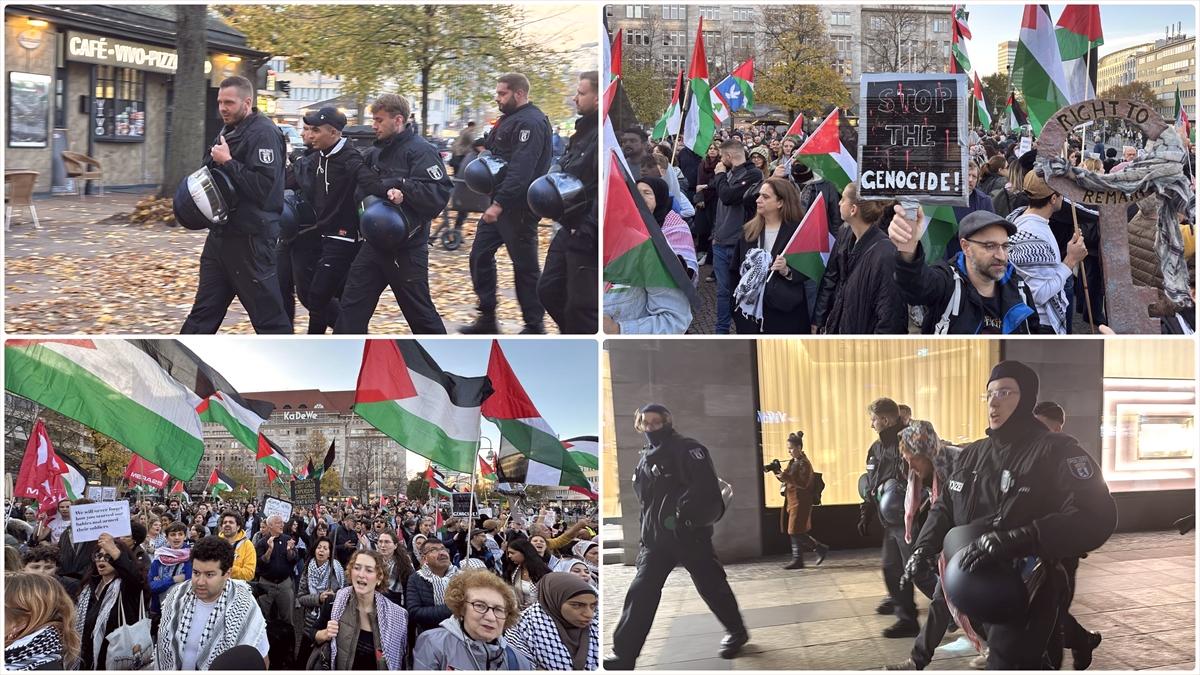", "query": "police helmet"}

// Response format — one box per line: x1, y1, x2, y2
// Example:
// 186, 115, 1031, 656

942, 522, 1028, 624
857, 473, 871, 501
876, 478, 906, 526
526, 172, 585, 220
280, 190, 316, 240
358, 195, 410, 253
463, 154, 508, 196
173, 166, 237, 230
